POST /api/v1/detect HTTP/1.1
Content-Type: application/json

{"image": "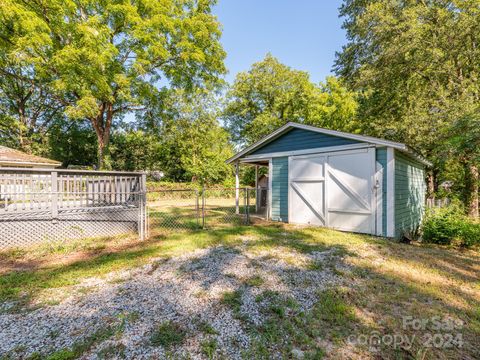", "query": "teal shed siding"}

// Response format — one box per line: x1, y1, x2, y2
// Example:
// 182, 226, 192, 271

394, 151, 426, 238
271, 157, 288, 222
375, 148, 388, 237
251, 128, 360, 155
